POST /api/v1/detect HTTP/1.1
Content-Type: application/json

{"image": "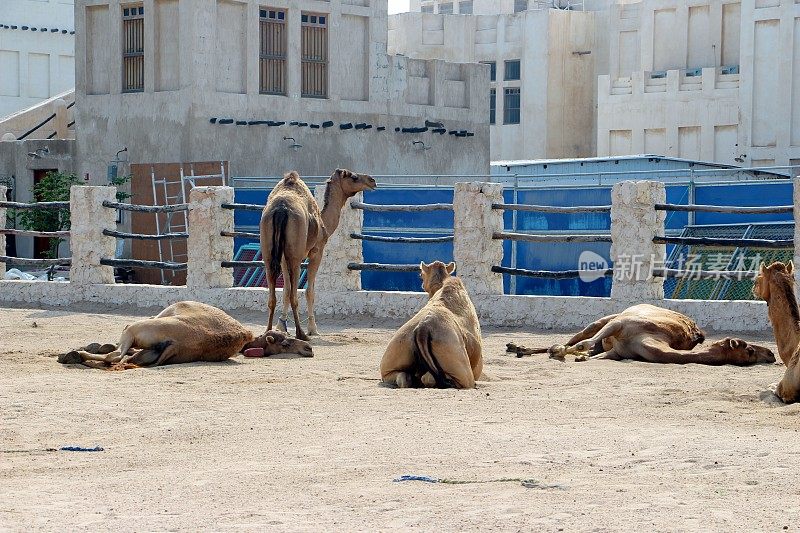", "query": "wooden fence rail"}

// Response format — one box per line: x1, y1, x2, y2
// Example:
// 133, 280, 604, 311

102, 229, 188, 240
350, 233, 454, 244
100, 258, 187, 270
348, 262, 422, 272
222, 260, 266, 268
221, 231, 260, 240
493, 231, 612, 243
492, 203, 612, 214
0, 201, 70, 210
0, 228, 71, 238
491, 265, 614, 279
350, 201, 453, 212
221, 203, 265, 212
653, 236, 793, 249
0, 256, 71, 267
654, 203, 793, 214
102, 201, 189, 213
